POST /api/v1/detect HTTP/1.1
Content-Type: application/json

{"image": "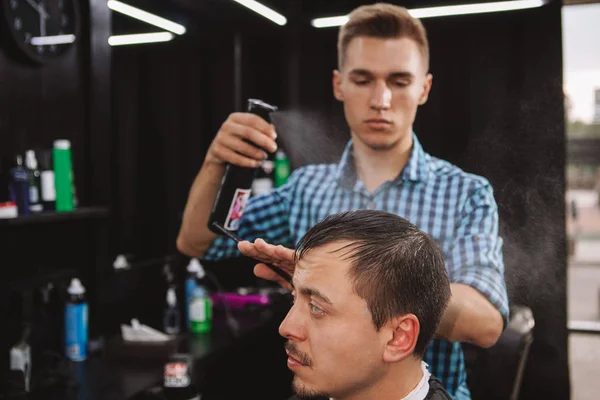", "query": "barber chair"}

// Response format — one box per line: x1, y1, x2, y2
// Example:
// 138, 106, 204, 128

463, 304, 535, 400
